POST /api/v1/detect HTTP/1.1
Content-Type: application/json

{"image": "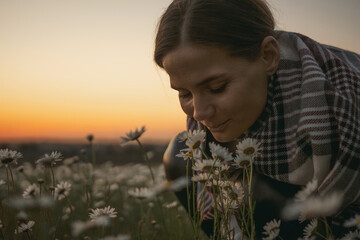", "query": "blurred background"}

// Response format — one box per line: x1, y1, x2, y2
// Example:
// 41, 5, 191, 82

1, 0, 359, 146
